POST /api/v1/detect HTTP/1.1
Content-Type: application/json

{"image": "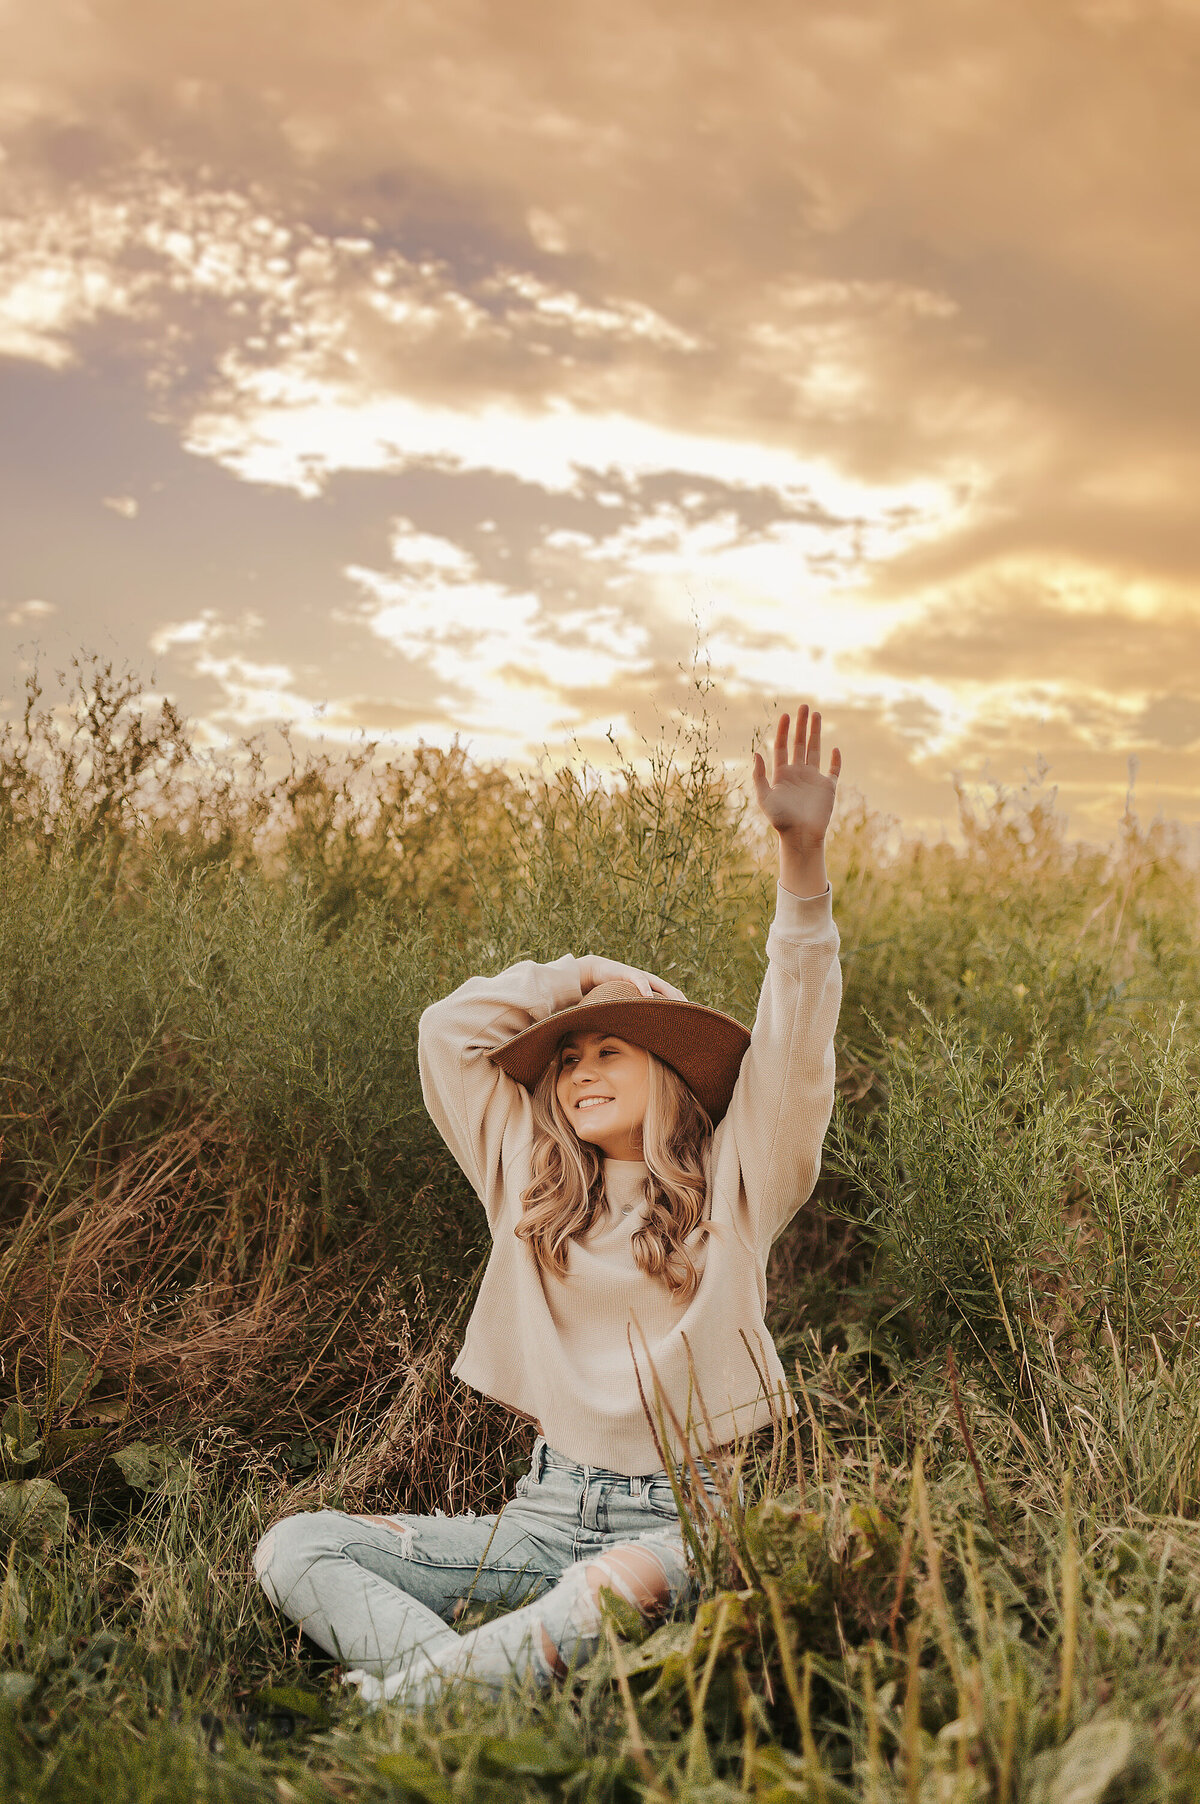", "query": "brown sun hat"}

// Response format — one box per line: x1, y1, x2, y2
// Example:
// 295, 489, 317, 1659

490, 978, 752, 1125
